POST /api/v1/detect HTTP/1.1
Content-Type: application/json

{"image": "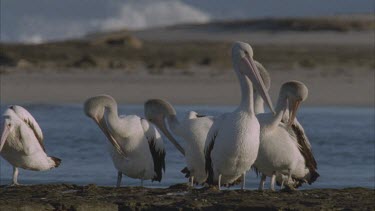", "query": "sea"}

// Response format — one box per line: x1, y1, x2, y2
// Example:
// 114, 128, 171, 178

2, 0, 373, 43
0, 104, 373, 190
